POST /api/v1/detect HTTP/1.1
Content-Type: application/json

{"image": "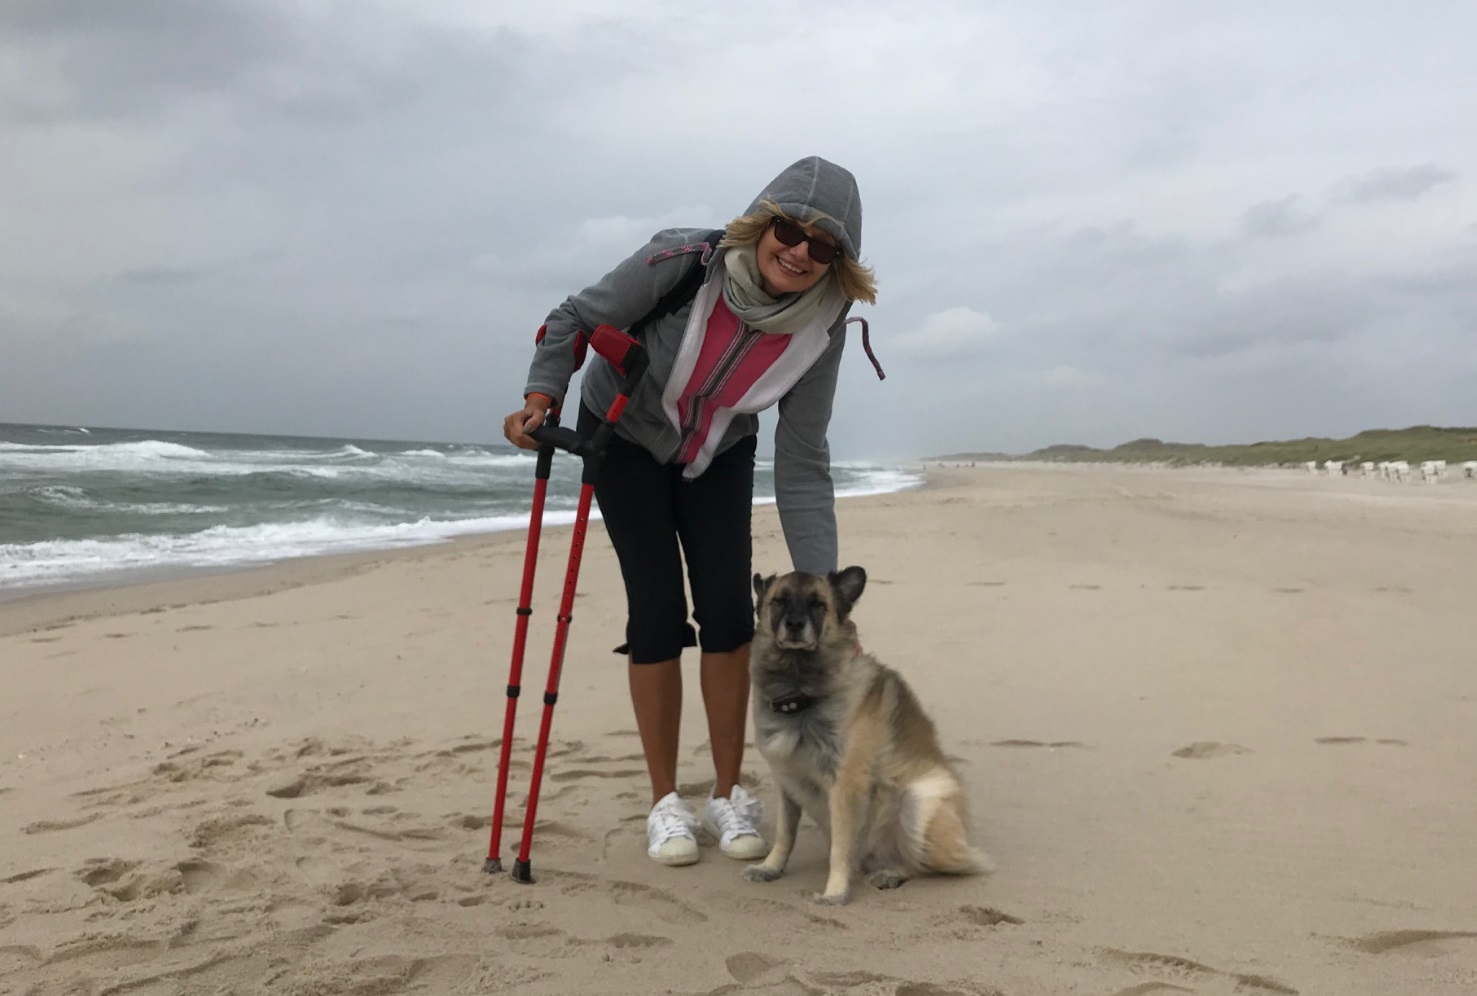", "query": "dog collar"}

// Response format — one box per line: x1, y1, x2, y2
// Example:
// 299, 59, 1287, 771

770, 693, 815, 715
